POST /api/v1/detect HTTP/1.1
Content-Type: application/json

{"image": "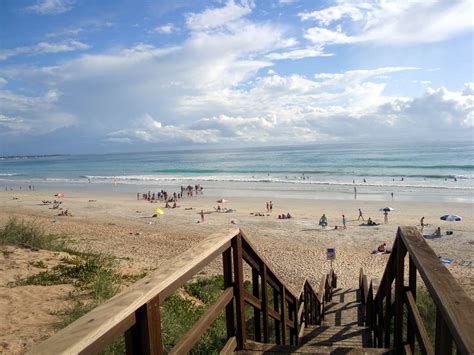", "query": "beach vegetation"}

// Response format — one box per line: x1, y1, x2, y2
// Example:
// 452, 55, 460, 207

0, 217, 66, 250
